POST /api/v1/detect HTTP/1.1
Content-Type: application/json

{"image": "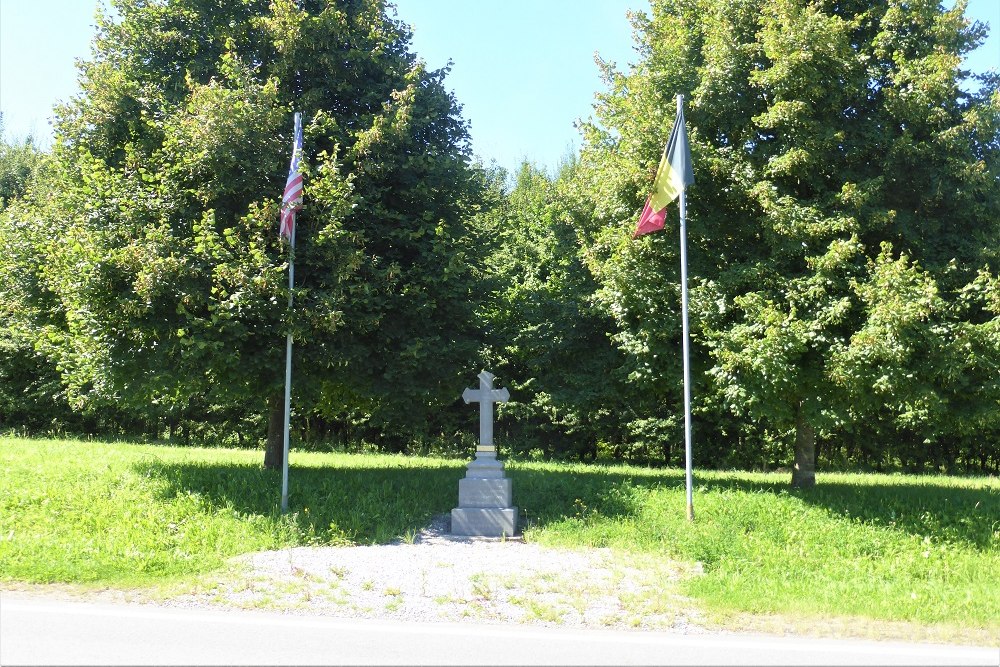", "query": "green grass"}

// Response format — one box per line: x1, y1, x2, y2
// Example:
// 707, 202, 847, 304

1, 436, 997, 636
0, 436, 461, 585
511, 461, 1000, 631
